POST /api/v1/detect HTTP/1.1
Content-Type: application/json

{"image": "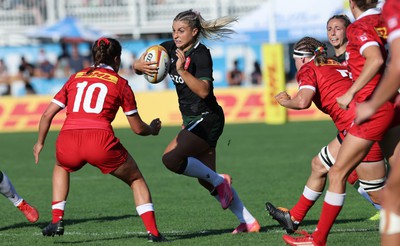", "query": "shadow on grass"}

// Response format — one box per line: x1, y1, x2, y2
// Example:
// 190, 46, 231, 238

0, 221, 39, 231
0, 214, 135, 232
51, 225, 270, 244
52, 234, 149, 244
265, 217, 379, 233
